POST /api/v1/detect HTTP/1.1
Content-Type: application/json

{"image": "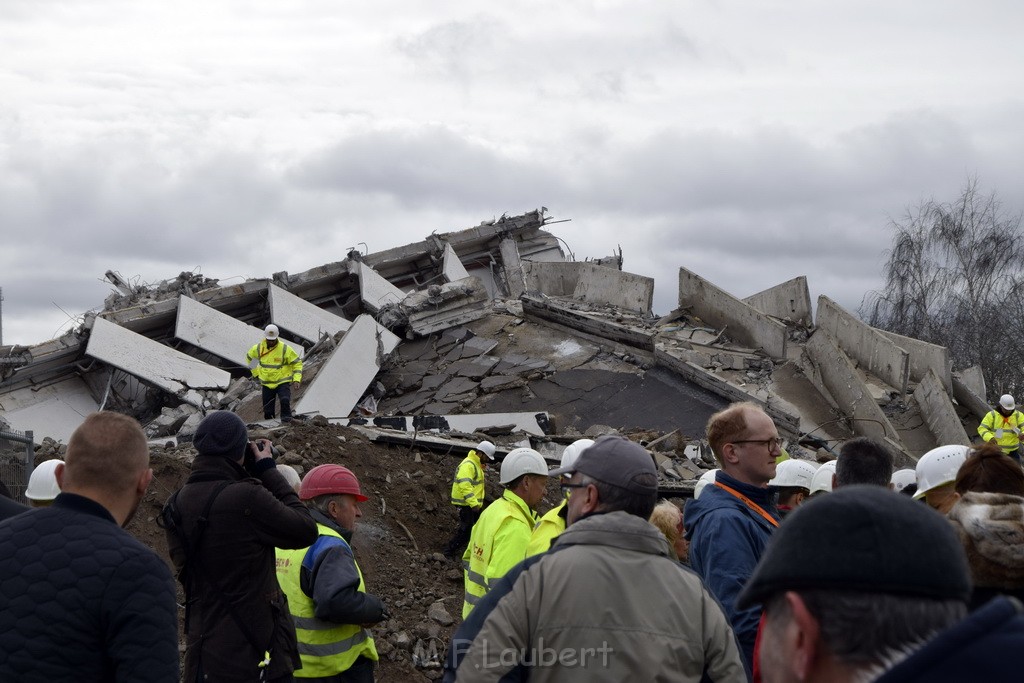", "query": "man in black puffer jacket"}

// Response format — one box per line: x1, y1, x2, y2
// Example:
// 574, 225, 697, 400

0, 411, 179, 682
